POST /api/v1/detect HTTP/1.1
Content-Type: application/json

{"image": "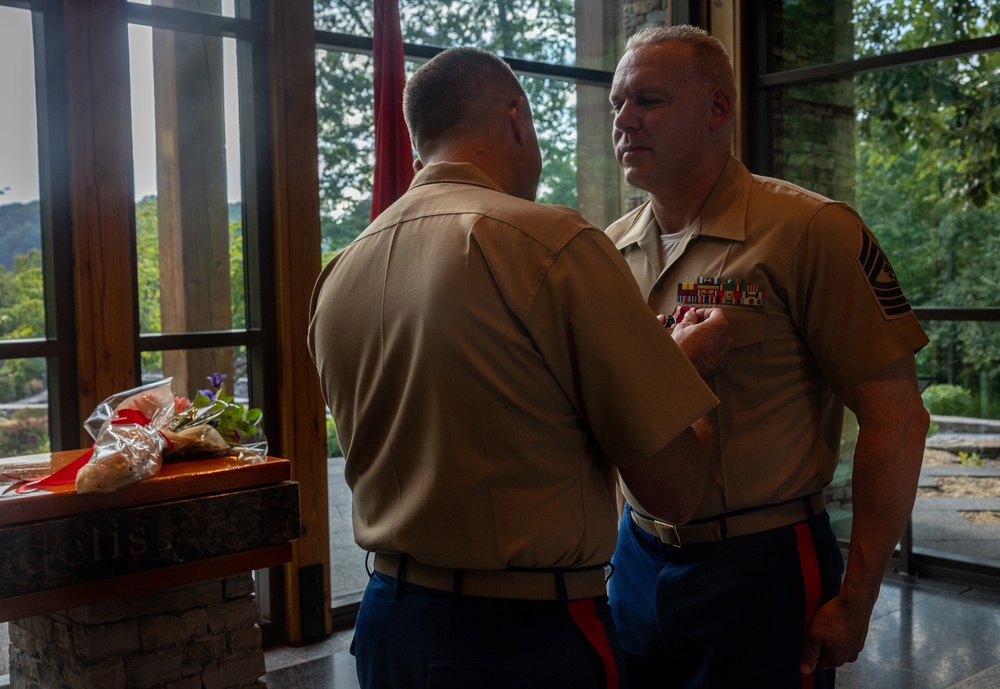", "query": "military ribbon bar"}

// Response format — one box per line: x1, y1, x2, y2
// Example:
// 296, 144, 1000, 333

677, 277, 764, 306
